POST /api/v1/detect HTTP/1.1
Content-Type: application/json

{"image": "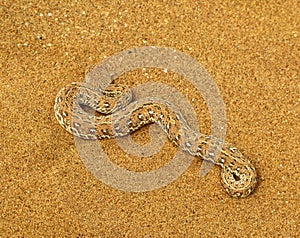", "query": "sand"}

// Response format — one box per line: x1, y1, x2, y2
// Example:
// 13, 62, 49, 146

1, 0, 299, 237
